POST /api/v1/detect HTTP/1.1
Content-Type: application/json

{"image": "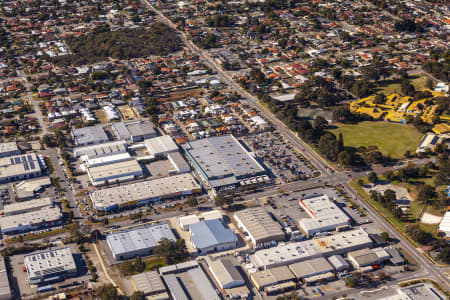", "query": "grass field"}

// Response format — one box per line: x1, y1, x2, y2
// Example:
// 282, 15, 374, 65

330, 121, 423, 159
374, 75, 431, 95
